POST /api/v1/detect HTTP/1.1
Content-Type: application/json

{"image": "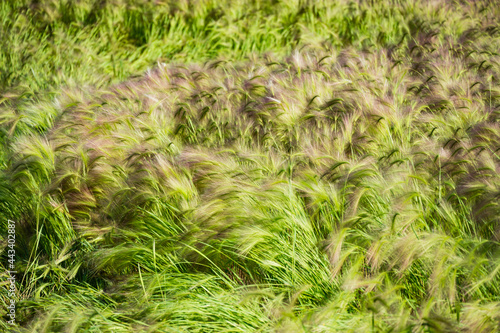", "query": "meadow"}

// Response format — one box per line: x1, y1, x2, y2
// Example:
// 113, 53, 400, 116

1, 0, 500, 331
